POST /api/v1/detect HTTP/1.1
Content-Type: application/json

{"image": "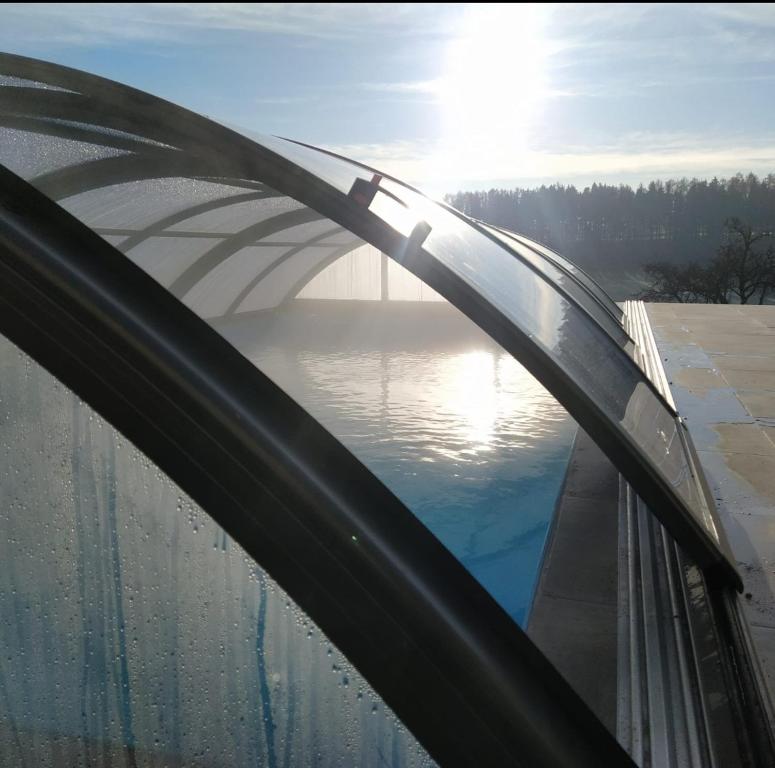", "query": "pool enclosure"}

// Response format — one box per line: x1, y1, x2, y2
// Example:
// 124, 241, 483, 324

0, 53, 773, 767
